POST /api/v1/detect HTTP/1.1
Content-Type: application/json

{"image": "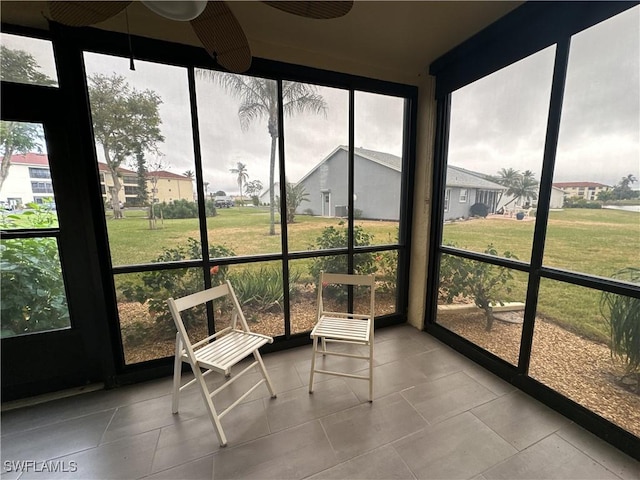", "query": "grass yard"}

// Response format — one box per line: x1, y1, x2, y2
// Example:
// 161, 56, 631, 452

442, 208, 640, 343
106, 207, 400, 266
